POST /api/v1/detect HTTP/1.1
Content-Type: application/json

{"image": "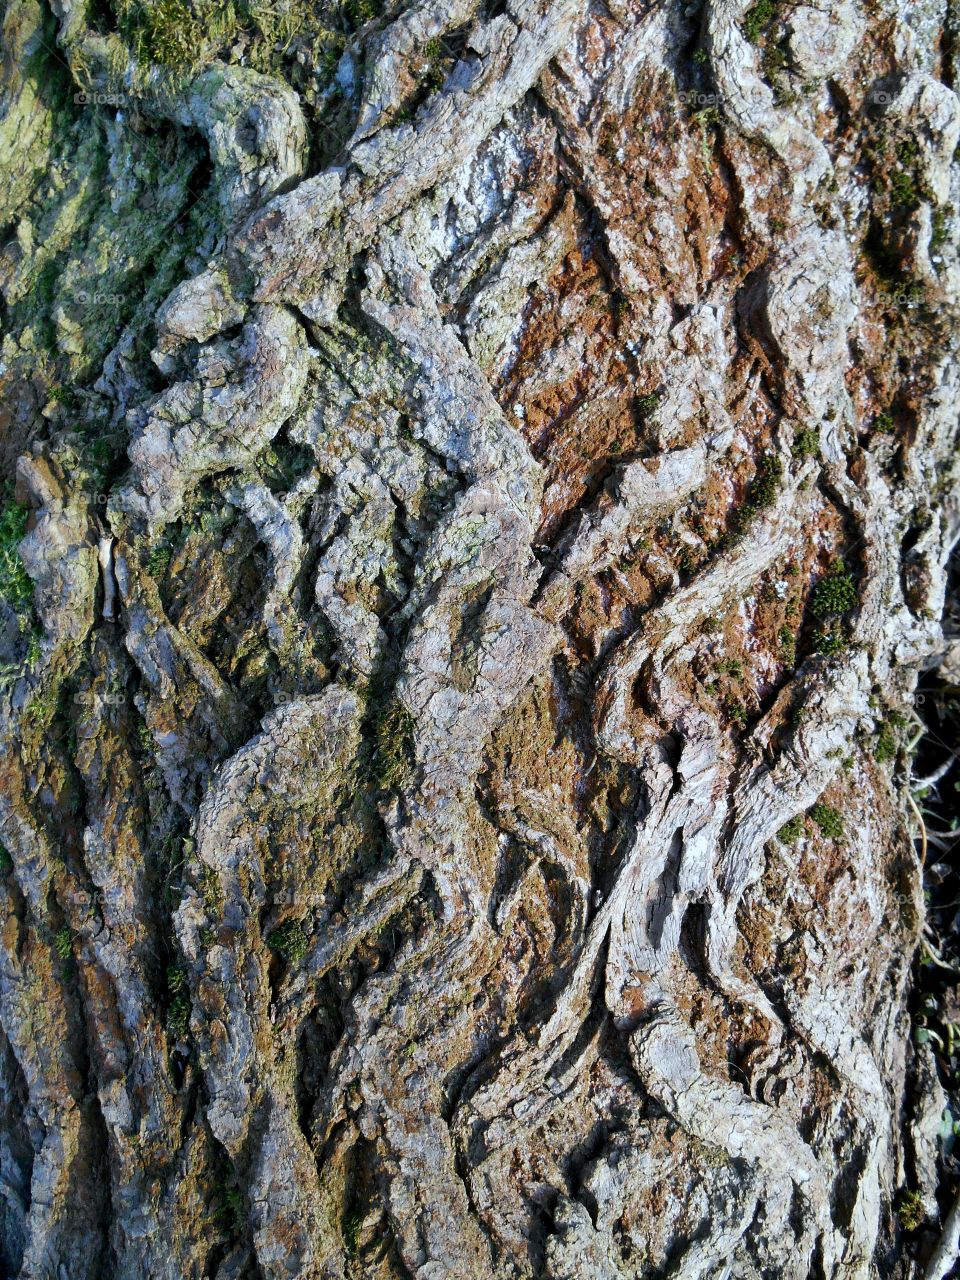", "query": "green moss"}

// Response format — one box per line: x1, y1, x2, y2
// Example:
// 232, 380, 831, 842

810, 802, 843, 839
341, 0, 384, 28
197, 862, 224, 915
874, 720, 899, 763
53, 927, 72, 959
422, 36, 451, 91
267, 919, 309, 964
812, 626, 846, 655
166, 965, 191, 1038
930, 207, 951, 255
167, 993, 191, 1039
717, 659, 744, 677
792, 427, 820, 459
890, 169, 918, 207
677, 545, 703, 574
735, 453, 783, 532
896, 1189, 925, 1232
115, 0, 212, 70
778, 815, 805, 844
778, 626, 796, 666
26, 689, 58, 727
810, 565, 857, 618
342, 1202, 363, 1256
637, 391, 661, 418
874, 411, 894, 433
887, 141, 925, 208
752, 453, 783, 506
763, 39, 788, 85
146, 542, 172, 579
724, 697, 748, 725
743, 0, 777, 42
371, 697, 414, 791
0, 492, 33, 611
217, 1185, 244, 1232
167, 964, 188, 993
